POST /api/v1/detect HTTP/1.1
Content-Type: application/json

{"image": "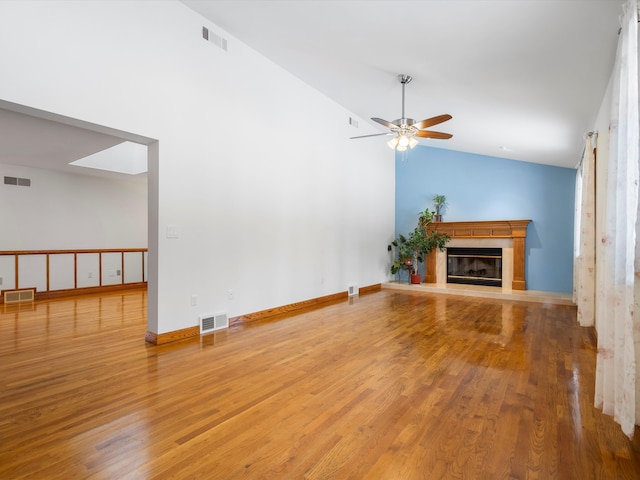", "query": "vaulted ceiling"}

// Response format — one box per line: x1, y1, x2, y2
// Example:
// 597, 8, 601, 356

182, 0, 623, 169
0, 1, 623, 179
